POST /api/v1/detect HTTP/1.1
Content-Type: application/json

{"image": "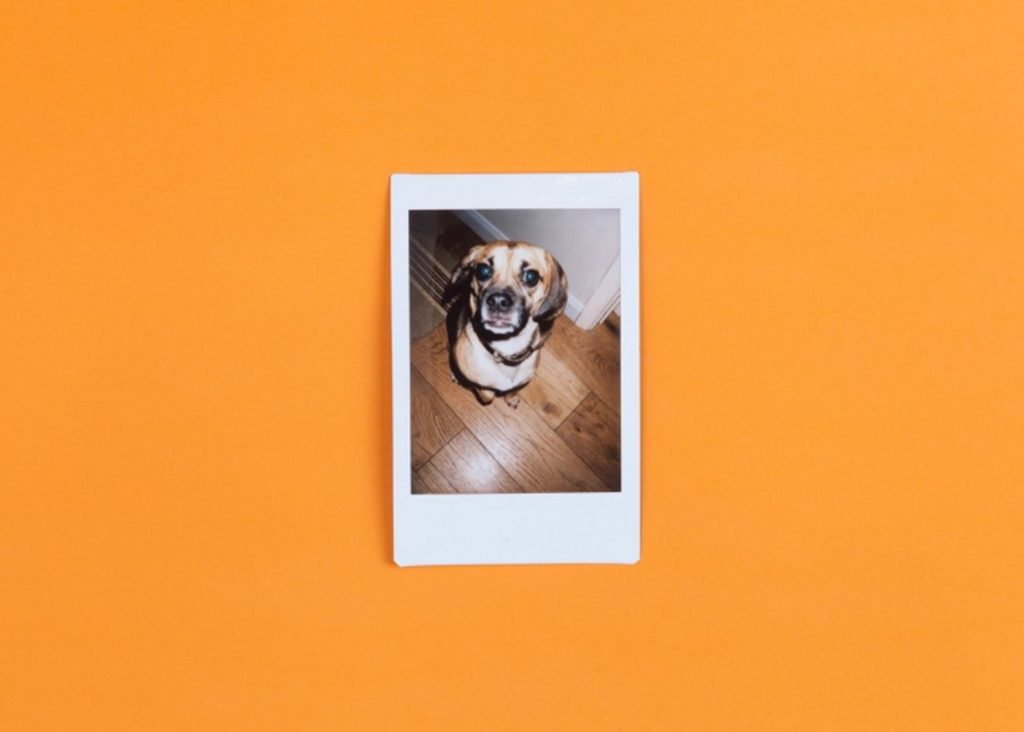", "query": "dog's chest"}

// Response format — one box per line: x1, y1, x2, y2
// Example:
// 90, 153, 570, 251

489, 327, 534, 359
456, 325, 539, 392
477, 351, 538, 392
